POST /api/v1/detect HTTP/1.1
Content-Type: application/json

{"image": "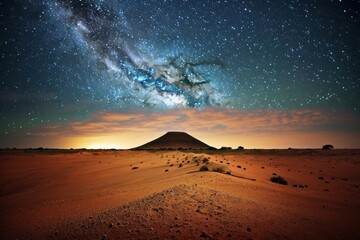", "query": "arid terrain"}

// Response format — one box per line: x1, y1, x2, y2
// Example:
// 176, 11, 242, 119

1, 149, 359, 239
